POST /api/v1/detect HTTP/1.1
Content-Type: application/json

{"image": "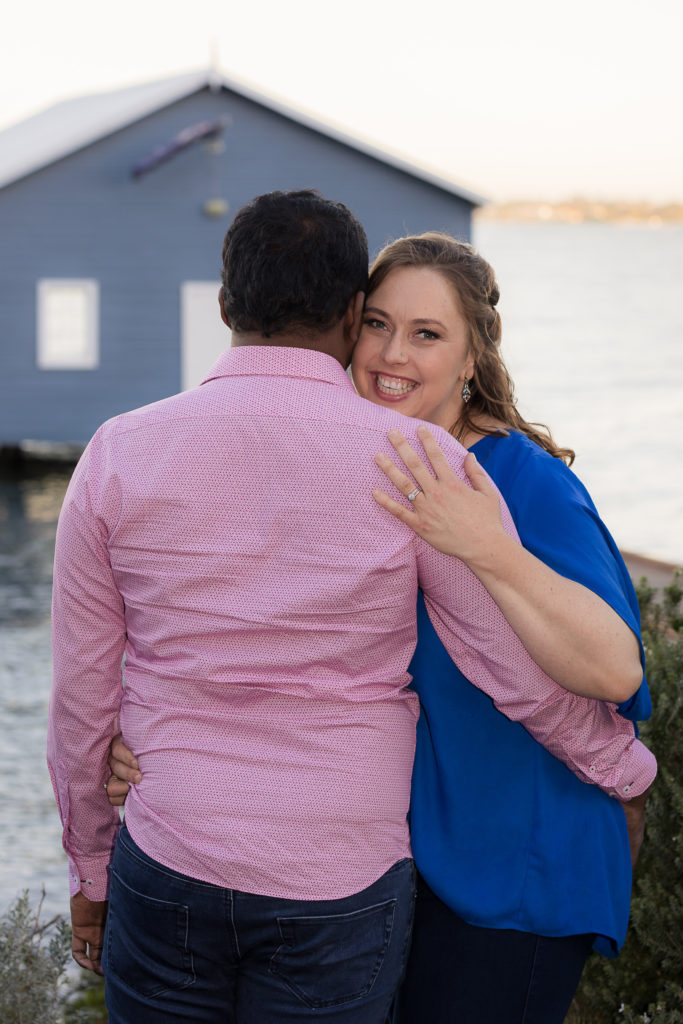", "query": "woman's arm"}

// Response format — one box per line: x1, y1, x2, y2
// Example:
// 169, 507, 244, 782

374, 426, 642, 703
104, 735, 140, 804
